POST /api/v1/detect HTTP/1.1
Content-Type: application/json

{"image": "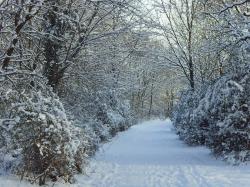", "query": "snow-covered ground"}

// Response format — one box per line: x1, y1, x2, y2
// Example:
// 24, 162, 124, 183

1, 119, 250, 187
